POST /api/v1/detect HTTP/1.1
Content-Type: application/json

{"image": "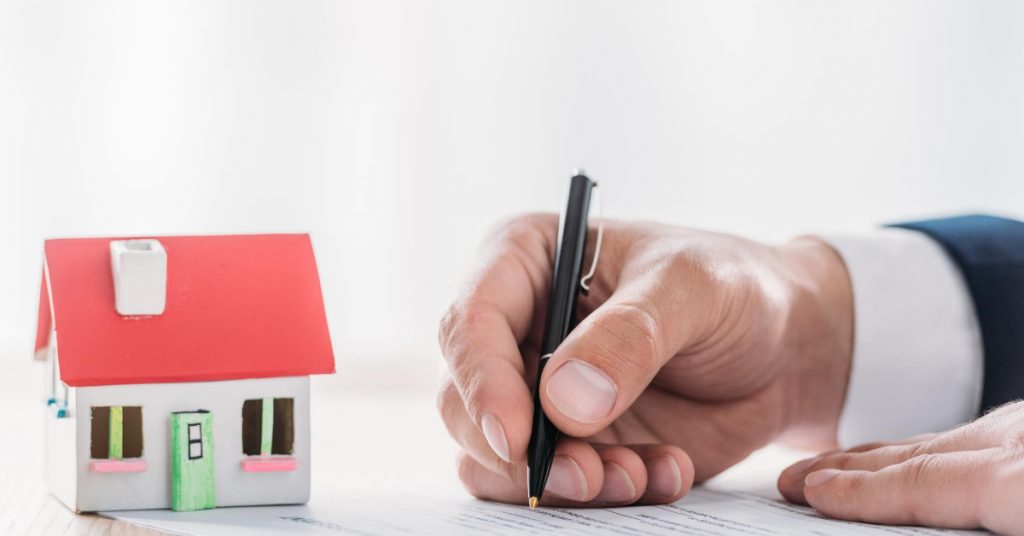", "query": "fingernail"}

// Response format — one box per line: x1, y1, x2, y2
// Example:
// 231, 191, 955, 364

545, 455, 588, 501
787, 456, 820, 475
805, 469, 842, 487
546, 360, 617, 424
594, 462, 636, 503
647, 456, 683, 498
480, 412, 510, 462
